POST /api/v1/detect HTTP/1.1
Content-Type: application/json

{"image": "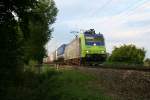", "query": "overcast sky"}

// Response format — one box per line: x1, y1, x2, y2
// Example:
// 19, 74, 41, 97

47, 0, 150, 58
